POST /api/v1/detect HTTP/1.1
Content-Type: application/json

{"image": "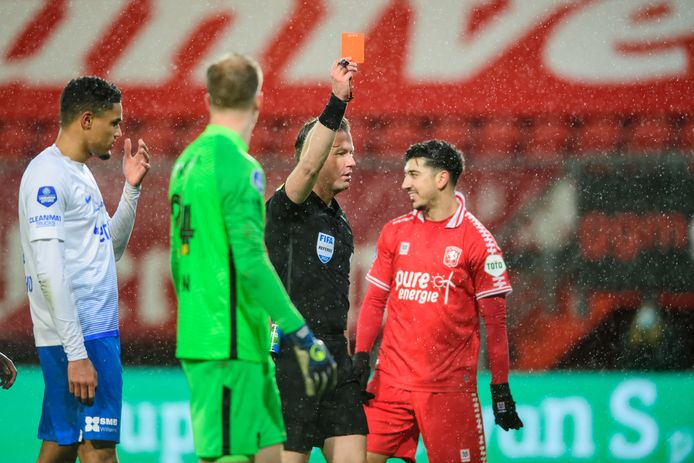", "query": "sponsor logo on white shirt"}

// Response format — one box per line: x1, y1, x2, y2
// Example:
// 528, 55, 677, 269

28, 214, 62, 227
93, 223, 112, 243
90, 200, 105, 214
